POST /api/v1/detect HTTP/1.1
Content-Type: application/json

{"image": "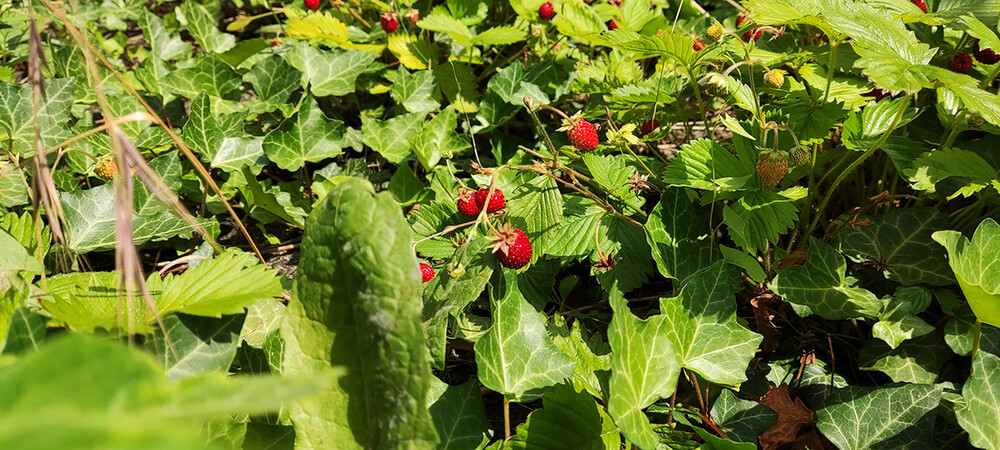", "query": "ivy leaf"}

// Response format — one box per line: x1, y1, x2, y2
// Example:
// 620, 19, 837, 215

245, 54, 302, 105
506, 383, 618, 450
390, 69, 440, 114
858, 333, 950, 384
663, 139, 754, 191
183, 92, 243, 163
645, 188, 714, 284
0, 78, 74, 157
723, 191, 798, 255
426, 379, 492, 450
263, 97, 345, 171
506, 174, 563, 259
816, 384, 942, 449
607, 286, 680, 450
150, 314, 244, 381
177, 2, 234, 54
905, 148, 997, 199
932, 219, 1000, 328
710, 390, 777, 445
474, 271, 575, 402
660, 262, 762, 386
841, 207, 955, 286
548, 315, 611, 400
487, 61, 549, 106
362, 112, 425, 164
771, 238, 883, 320
0, 160, 28, 208
957, 351, 1000, 449
594, 216, 654, 293
159, 56, 241, 99
409, 107, 470, 170
141, 11, 190, 61
286, 43, 376, 98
